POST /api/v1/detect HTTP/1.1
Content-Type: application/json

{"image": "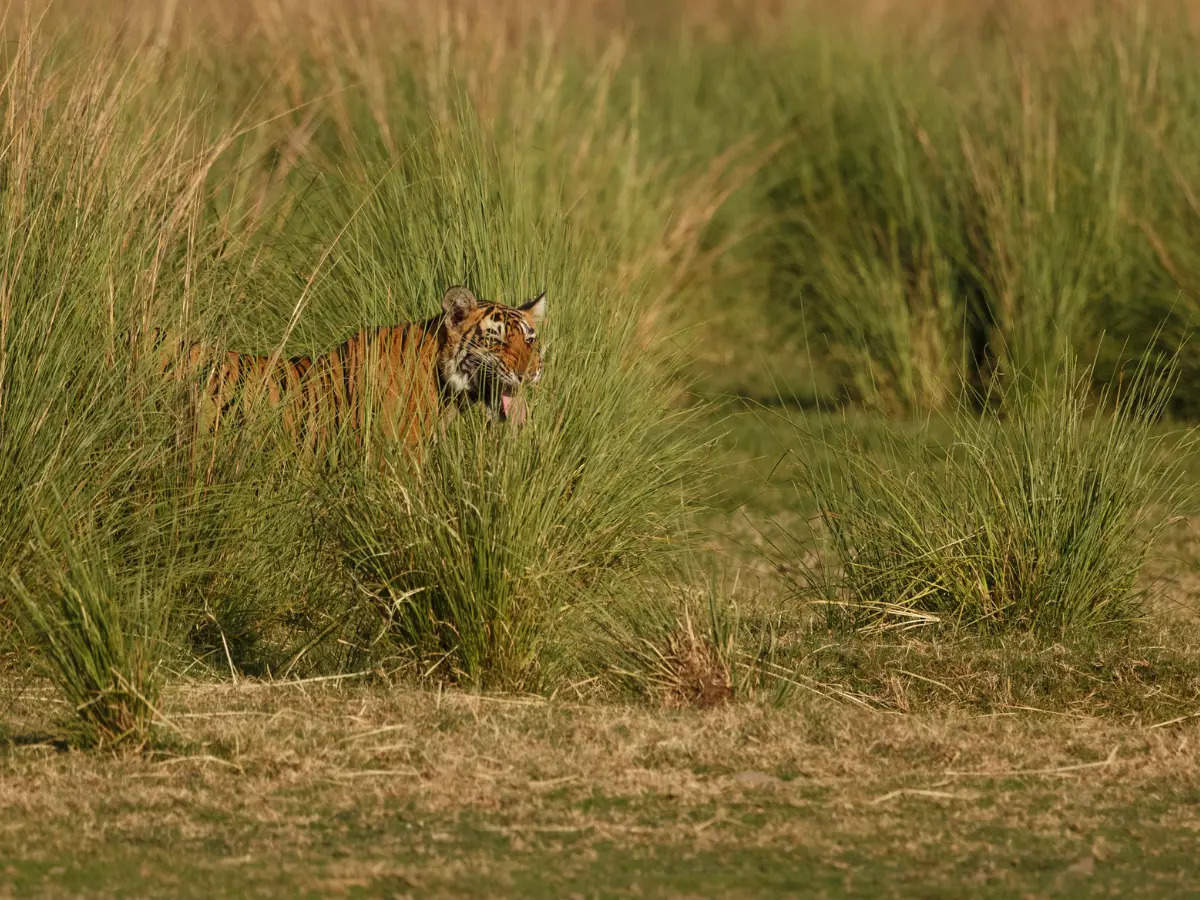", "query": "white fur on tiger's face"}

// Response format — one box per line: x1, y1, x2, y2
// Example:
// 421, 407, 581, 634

439, 286, 546, 426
